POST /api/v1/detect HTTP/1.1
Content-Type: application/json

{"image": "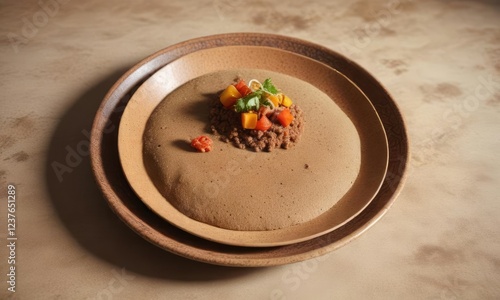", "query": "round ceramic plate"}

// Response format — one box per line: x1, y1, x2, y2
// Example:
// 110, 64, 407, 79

117, 44, 388, 247
91, 33, 409, 266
